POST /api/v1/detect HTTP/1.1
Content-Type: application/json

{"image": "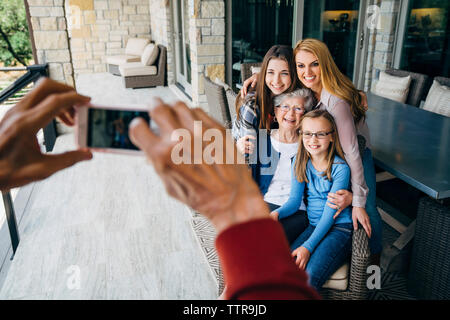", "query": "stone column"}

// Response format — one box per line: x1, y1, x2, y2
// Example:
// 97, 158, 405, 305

28, 0, 74, 86
364, 0, 401, 91
190, 0, 225, 110
148, 0, 174, 85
